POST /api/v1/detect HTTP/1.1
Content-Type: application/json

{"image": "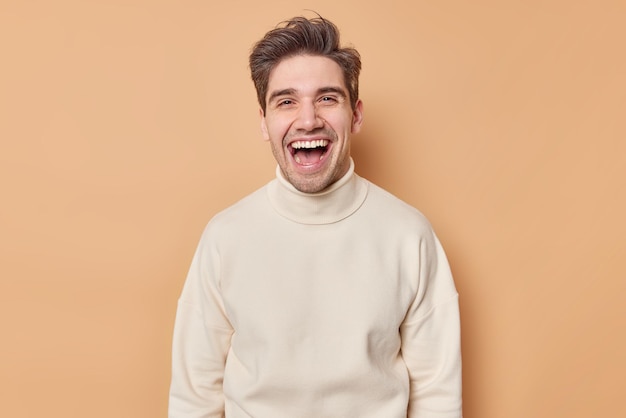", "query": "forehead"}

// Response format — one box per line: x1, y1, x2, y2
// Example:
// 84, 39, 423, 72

267, 55, 347, 95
